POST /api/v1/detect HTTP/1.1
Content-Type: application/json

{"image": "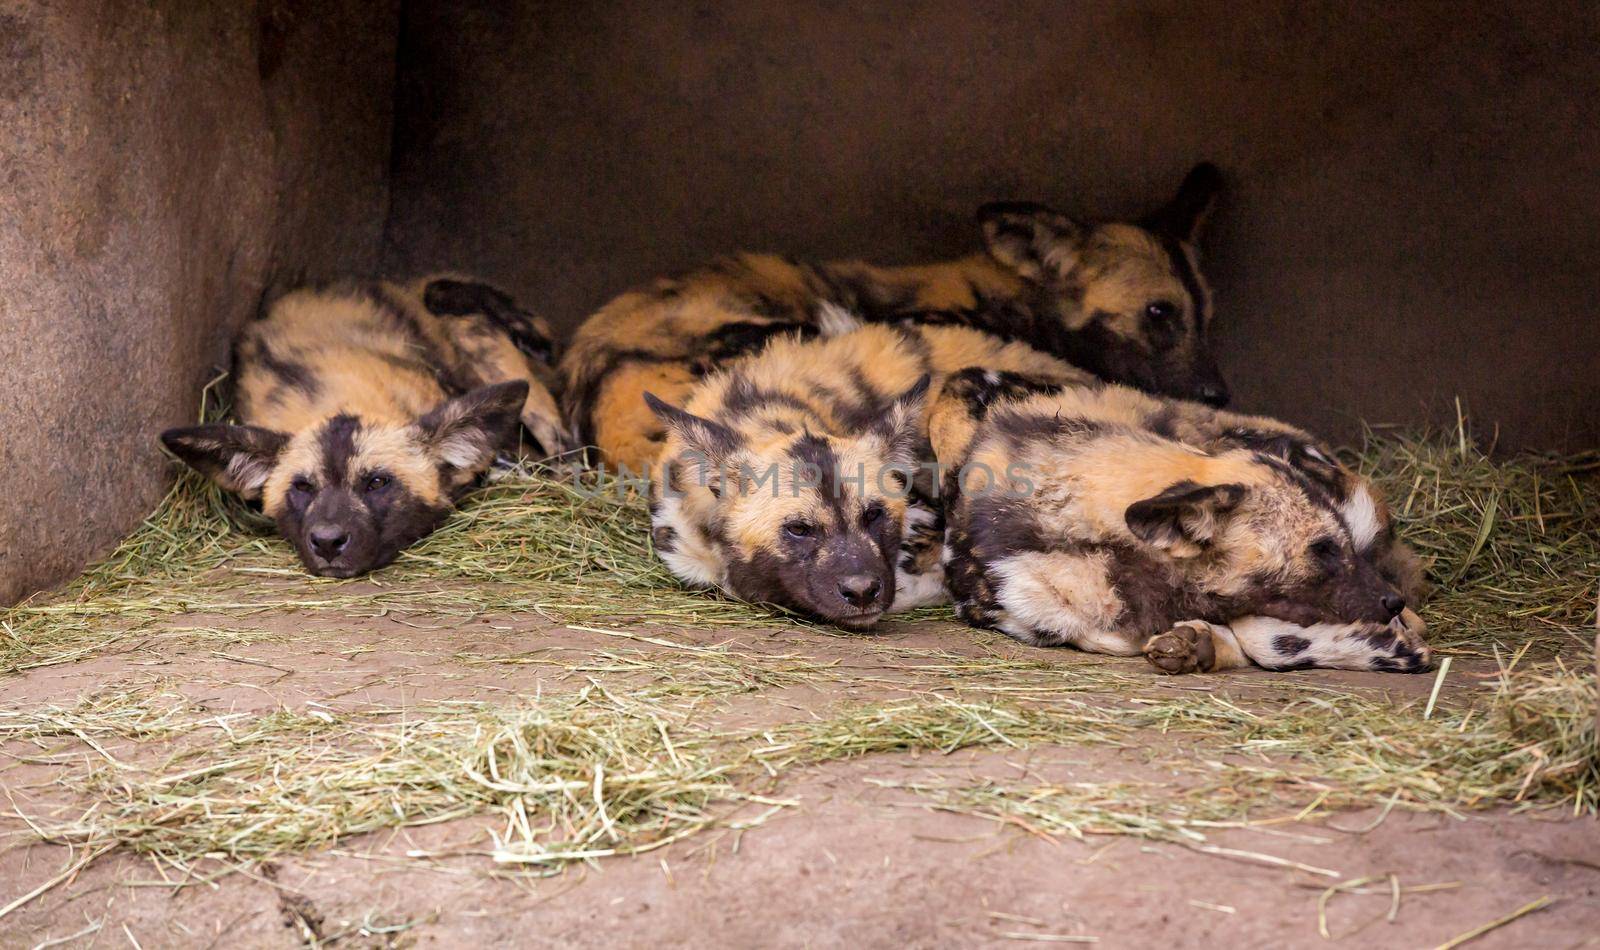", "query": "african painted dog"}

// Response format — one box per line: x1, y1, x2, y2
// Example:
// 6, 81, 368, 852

930, 370, 1432, 673
562, 164, 1228, 473
160, 277, 572, 578
404, 274, 572, 458
646, 320, 1091, 628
